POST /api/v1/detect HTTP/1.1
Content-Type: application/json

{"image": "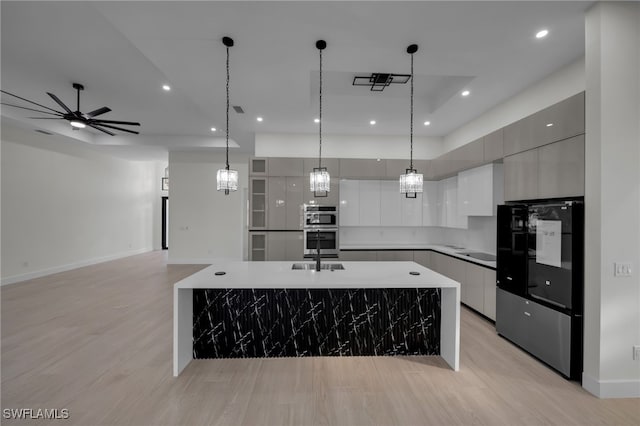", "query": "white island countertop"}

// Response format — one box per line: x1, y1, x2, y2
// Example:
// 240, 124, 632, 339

174, 261, 460, 376
175, 261, 460, 290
